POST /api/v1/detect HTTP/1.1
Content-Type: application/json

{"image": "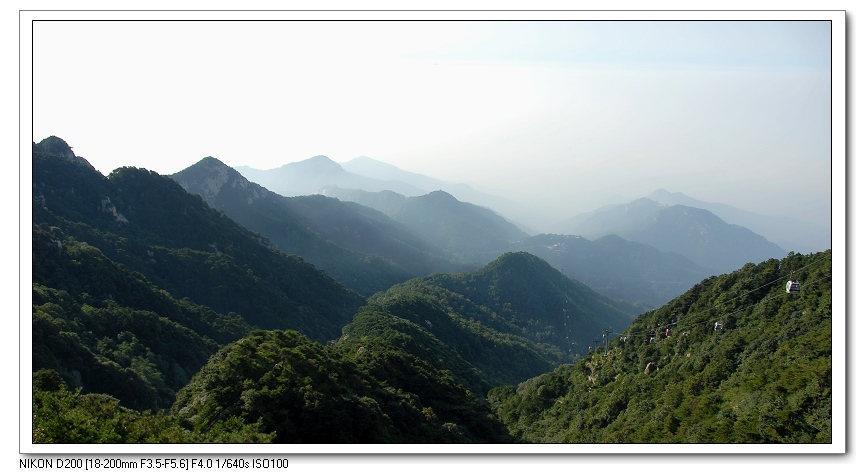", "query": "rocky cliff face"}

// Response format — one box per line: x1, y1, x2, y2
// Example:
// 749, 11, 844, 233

99, 196, 128, 223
